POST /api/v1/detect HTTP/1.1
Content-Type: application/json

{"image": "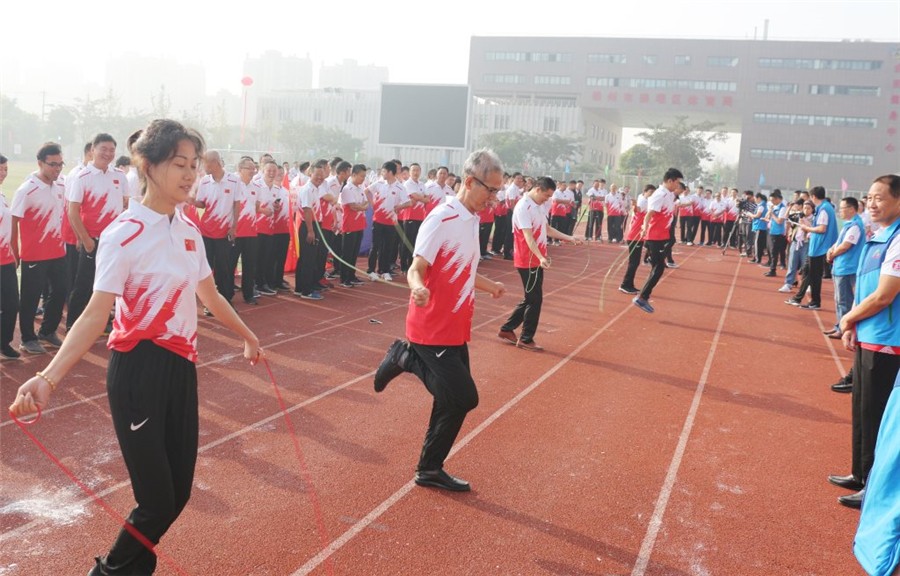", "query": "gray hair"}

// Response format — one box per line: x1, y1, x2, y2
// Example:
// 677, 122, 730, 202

463, 148, 504, 181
